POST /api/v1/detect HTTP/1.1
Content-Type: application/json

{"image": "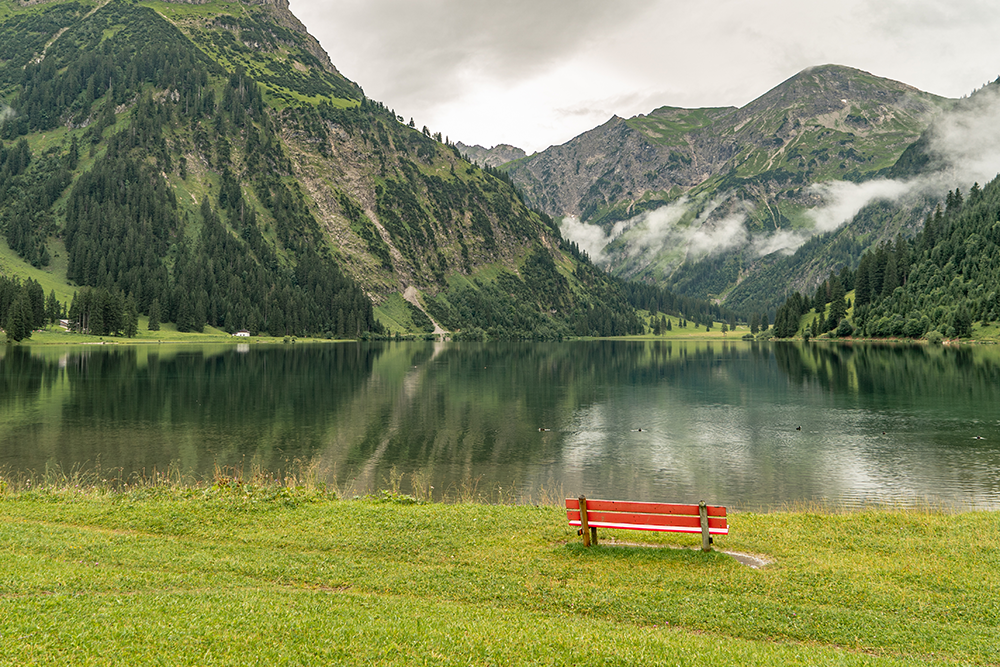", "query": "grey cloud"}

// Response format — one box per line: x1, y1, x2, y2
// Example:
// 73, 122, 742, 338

292, 0, 657, 107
